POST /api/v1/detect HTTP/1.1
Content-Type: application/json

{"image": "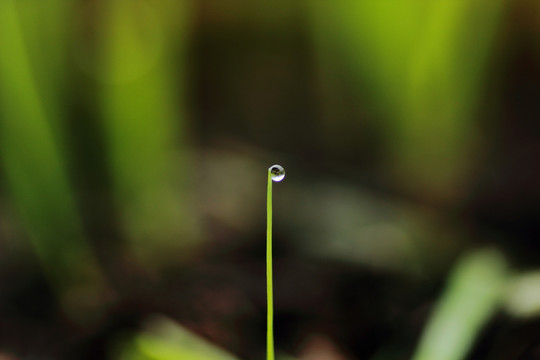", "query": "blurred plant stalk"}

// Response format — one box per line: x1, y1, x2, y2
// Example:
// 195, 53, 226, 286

98, 0, 198, 267
412, 249, 507, 360
0, 0, 107, 319
308, 0, 505, 203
